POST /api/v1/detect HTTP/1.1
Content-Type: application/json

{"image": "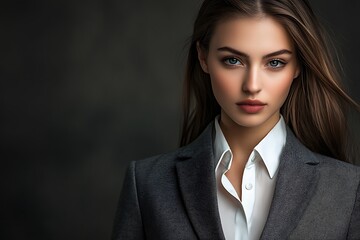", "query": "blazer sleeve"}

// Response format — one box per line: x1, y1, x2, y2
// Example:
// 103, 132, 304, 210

347, 177, 360, 240
111, 161, 145, 240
